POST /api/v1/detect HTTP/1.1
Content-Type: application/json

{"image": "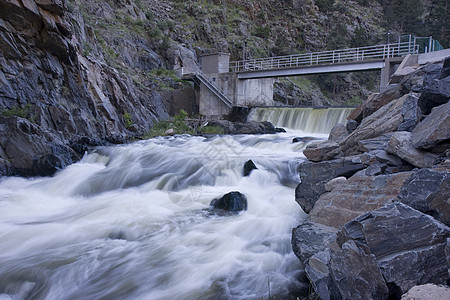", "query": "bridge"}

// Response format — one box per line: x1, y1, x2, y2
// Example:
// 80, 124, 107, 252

182, 36, 448, 116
